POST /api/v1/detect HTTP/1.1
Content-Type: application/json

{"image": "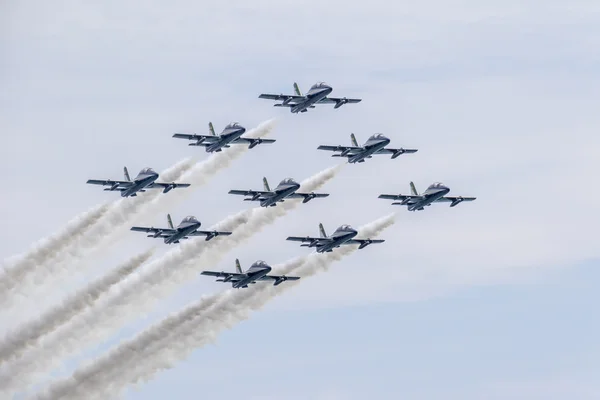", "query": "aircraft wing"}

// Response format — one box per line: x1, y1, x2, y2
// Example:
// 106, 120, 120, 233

378, 194, 423, 203
287, 192, 330, 202
286, 236, 331, 245
201, 271, 245, 282
231, 137, 276, 146
346, 239, 385, 248
317, 145, 363, 155
130, 226, 178, 237
258, 93, 305, 104
188, 230, 233, 237
147, 182, 191, 190
86, 179, 132, 189
228, 189, 273, 199
172, 133, 221, 145
257, 274, 301, 282
317, 97, 362, 104
375, 147, 419, 156
434, 196, 477, 206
